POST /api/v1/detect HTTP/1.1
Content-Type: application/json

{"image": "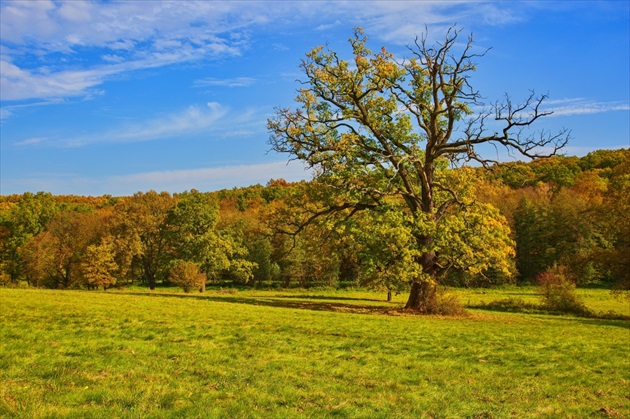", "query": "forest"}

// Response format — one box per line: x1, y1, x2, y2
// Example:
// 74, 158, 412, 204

1, 148, 628, 298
